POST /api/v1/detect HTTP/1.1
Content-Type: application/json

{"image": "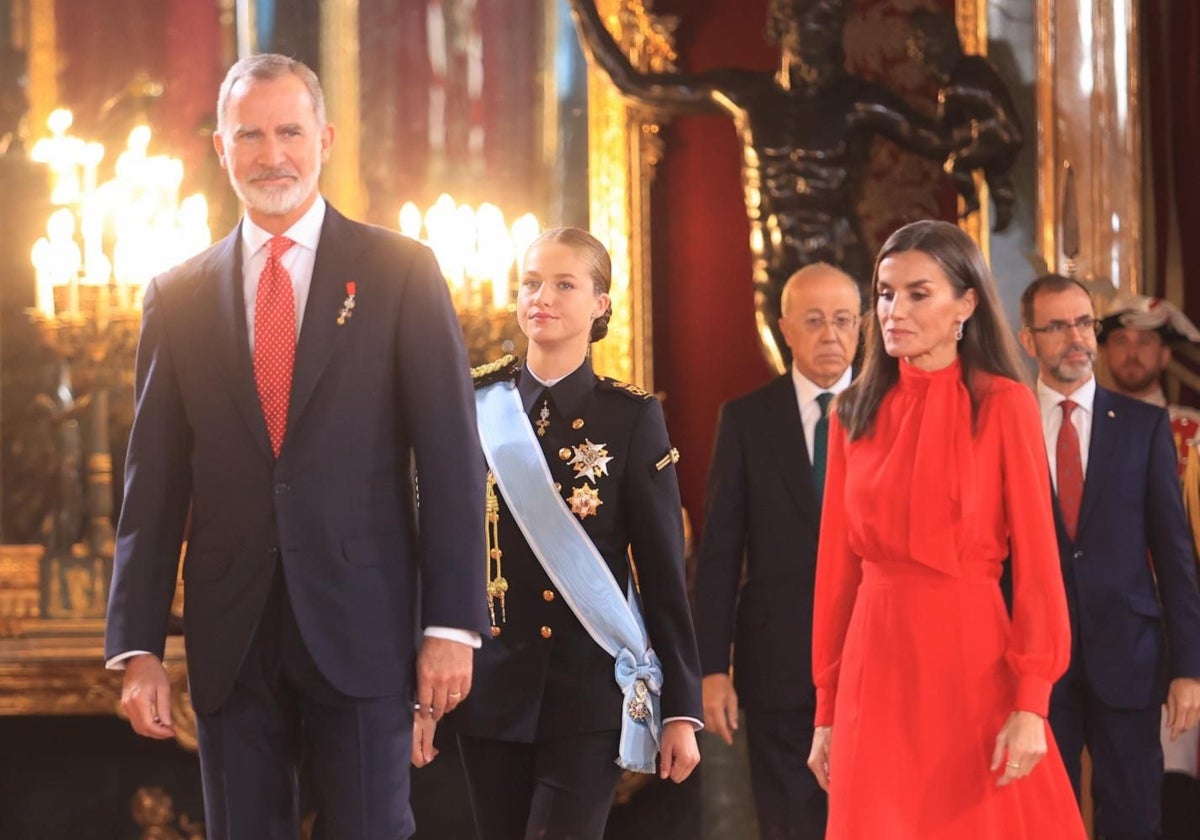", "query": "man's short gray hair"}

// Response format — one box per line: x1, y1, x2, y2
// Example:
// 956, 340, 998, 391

216, 53, 326, 133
